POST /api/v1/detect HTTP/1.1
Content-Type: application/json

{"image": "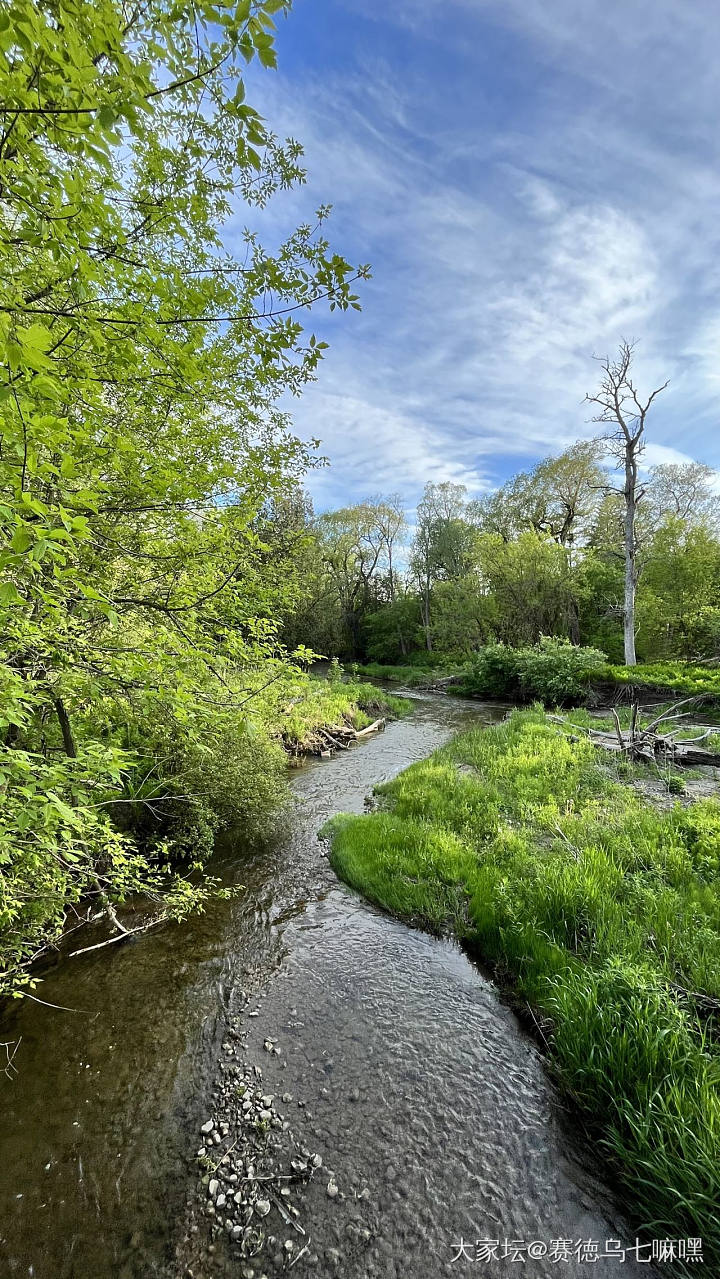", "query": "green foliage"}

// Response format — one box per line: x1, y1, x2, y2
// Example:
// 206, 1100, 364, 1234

458, 638, 608, 705
349, 662, 461, 687
606, 661, 720, 701
427, 576, 495, 655
635, 517, 720, 659
117, 726, 290, 859
0, 738, 227, 997
364, 594, 422, 664
473, 532, 579, 647
312, 501, 405, 658
325, 710, 720, 1260
0, 0, 371, 993
327, 656, 344, 684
